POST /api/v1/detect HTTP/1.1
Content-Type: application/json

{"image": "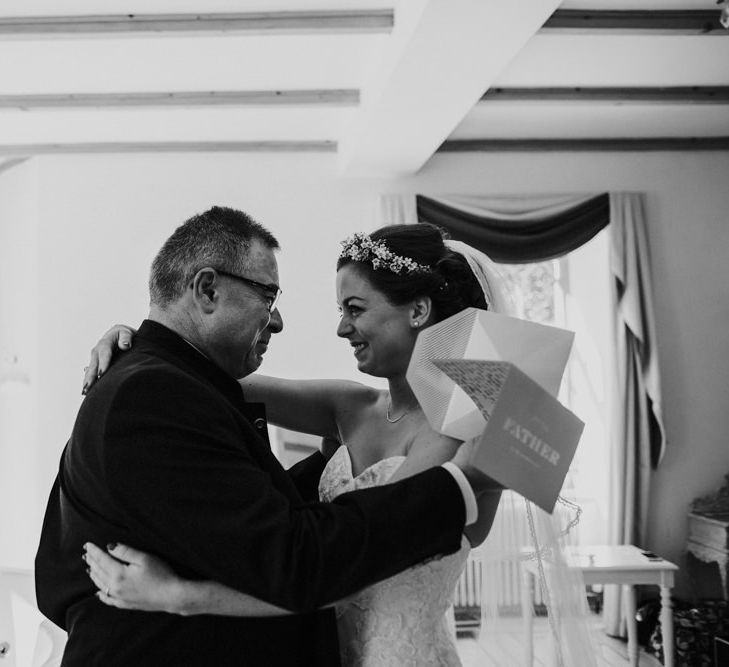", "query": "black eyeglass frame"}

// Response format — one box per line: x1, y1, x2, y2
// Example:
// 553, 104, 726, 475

215, 269, 282, 313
